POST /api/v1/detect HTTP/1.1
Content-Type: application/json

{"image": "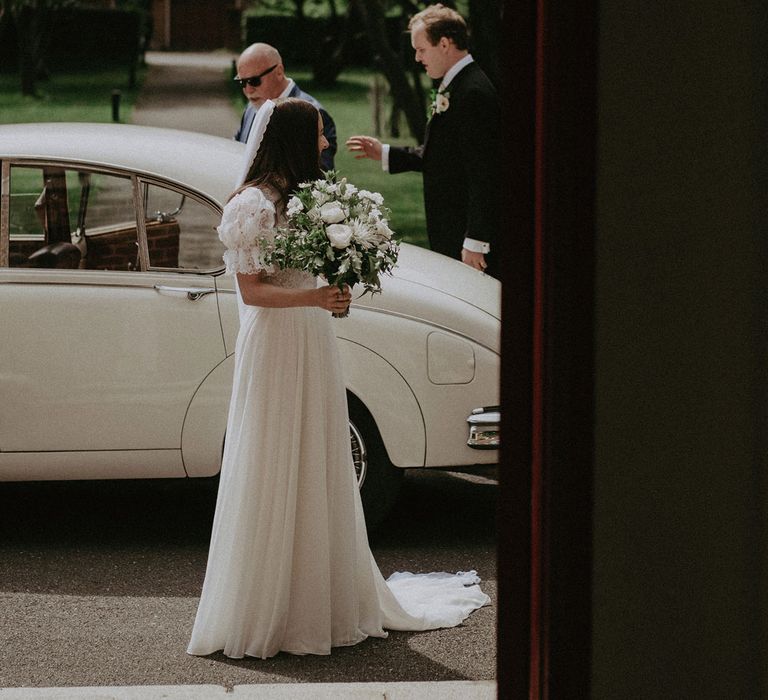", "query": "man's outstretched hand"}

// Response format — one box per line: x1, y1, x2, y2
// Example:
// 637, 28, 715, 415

346, 136, 383, 161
